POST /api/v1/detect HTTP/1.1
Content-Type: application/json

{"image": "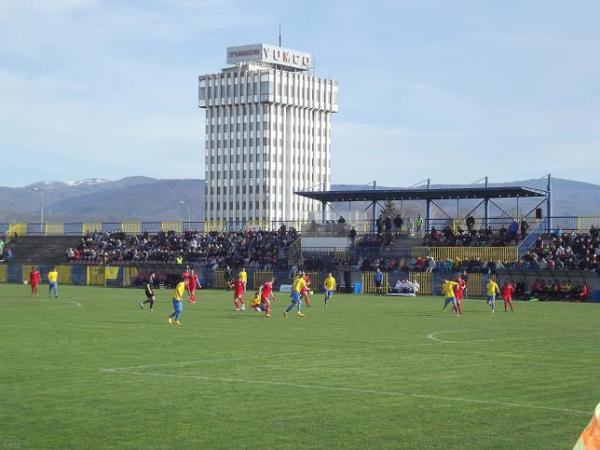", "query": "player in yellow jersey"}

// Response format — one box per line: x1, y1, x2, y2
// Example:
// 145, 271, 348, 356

250, 291, 262, 311
168, 277, 187, 326
48, 267, 59, 298
486, 278, 500, 313
442, 279, 460, 317
284, 271, 306, 318
323, 273, 337, 307
238, 267, 248, 294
